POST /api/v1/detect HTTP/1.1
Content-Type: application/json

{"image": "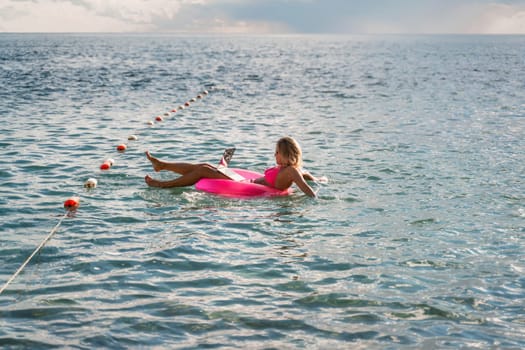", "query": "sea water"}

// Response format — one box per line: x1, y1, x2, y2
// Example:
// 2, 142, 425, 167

0, 33, 524, 349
